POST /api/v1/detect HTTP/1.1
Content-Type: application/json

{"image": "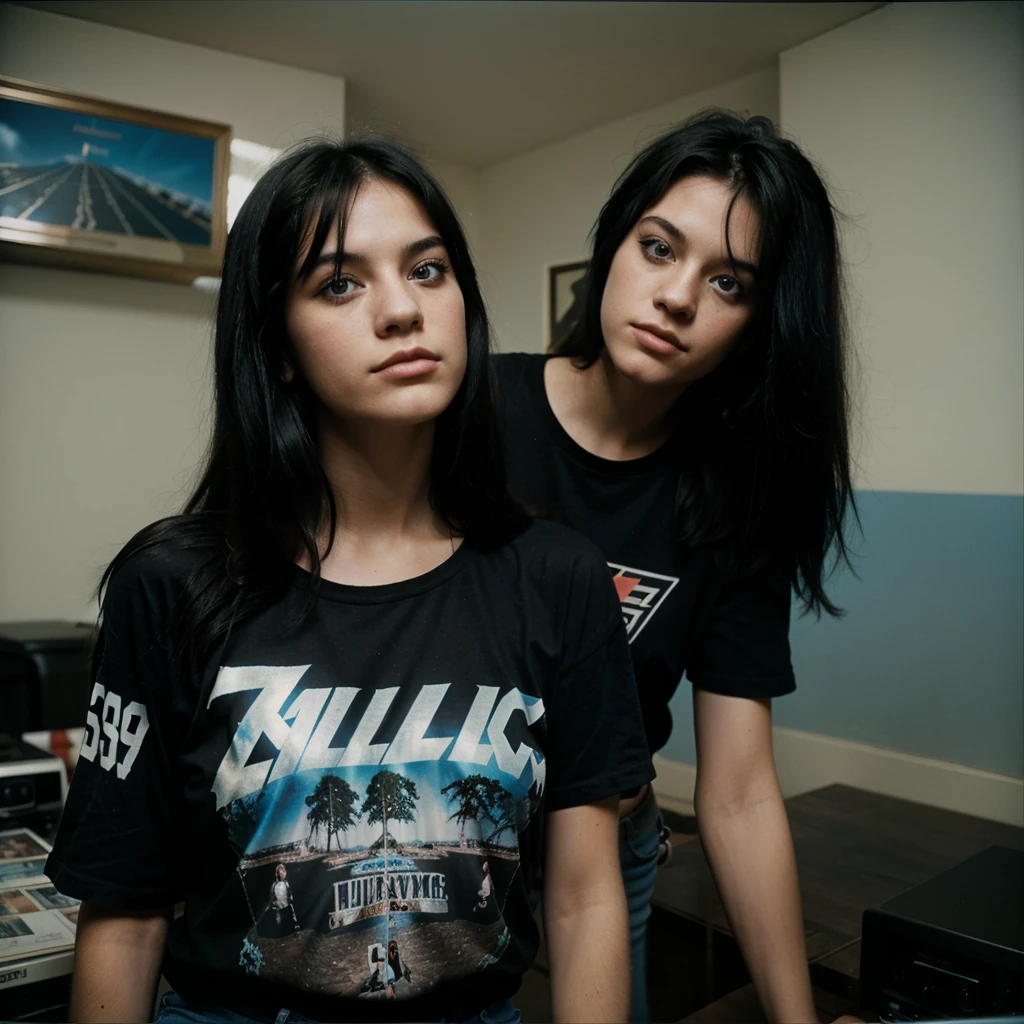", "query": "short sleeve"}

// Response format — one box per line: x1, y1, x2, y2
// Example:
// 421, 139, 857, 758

686, 560, 796, 699
45, 550, 184, 909
543, 550, 655, 812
